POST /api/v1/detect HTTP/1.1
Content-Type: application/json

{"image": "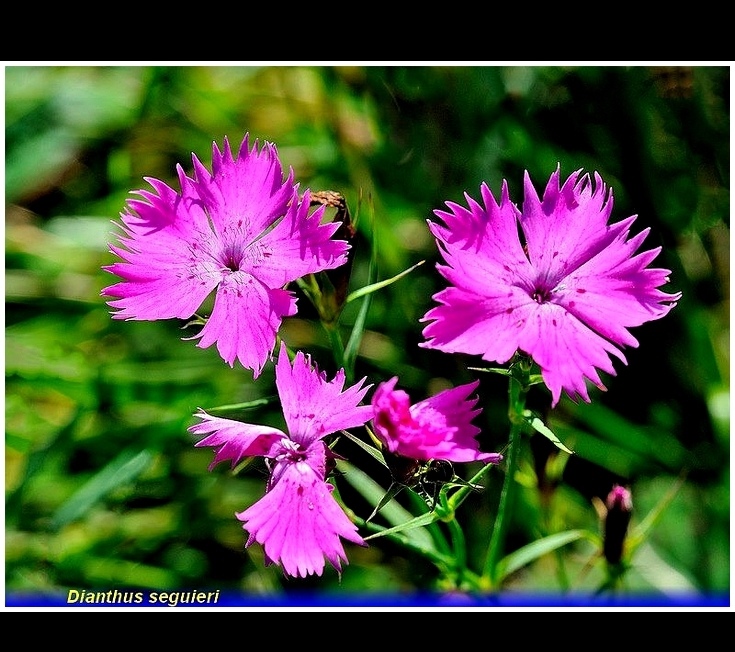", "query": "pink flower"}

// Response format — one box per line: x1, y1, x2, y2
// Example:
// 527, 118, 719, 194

372, 377, 502, 464
189, 343, 372, 578
102, 134, 350, 377
420, 166, 682, 406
